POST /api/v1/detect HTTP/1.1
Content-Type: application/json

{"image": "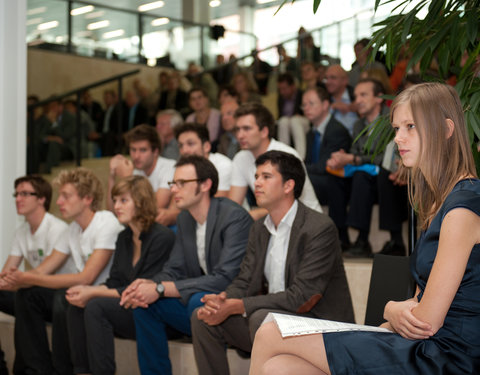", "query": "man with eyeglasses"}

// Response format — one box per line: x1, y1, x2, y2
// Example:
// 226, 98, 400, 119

120, 155, 252, 375
0, 175, 74, 373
